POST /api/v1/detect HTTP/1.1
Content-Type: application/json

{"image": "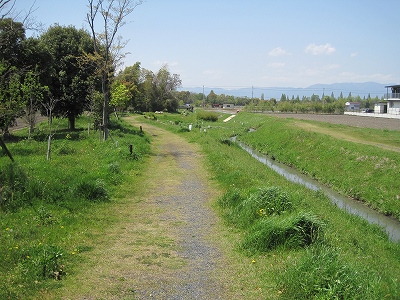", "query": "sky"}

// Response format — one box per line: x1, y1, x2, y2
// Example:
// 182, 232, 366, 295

11, 0, 400, 89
